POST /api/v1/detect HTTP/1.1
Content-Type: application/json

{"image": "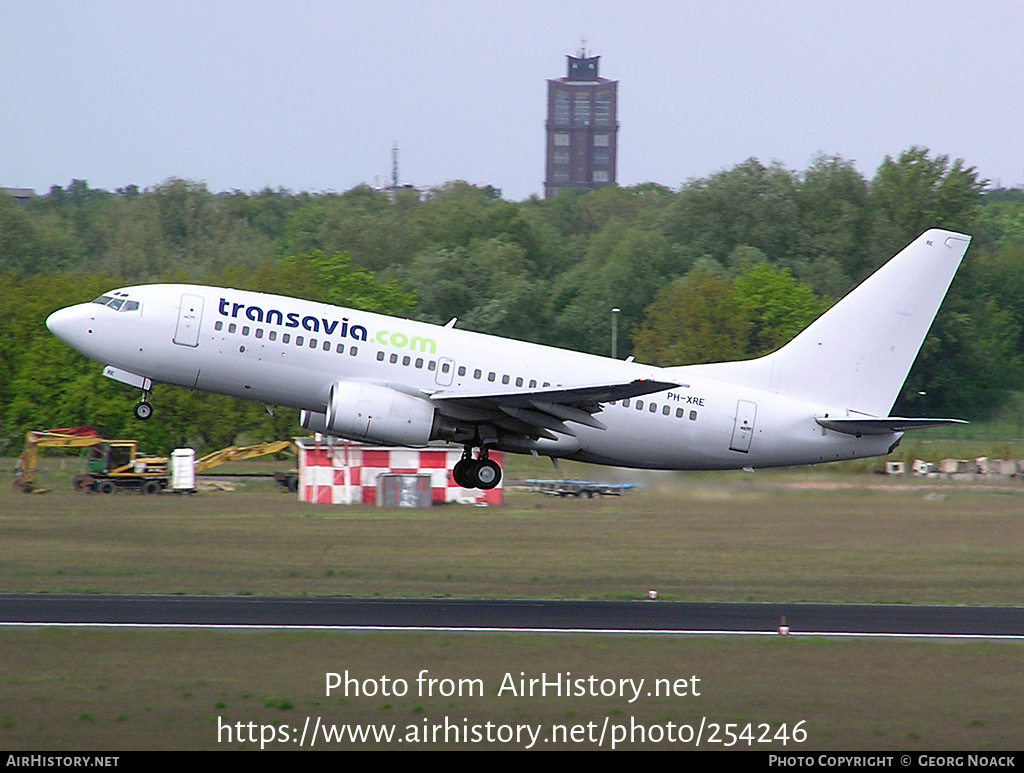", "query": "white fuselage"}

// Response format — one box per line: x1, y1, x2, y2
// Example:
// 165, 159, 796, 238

46, 283, 899, 470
